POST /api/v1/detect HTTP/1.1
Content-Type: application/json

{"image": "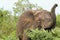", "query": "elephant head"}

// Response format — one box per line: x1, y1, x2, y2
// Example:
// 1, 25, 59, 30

32, 4, 58, 31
